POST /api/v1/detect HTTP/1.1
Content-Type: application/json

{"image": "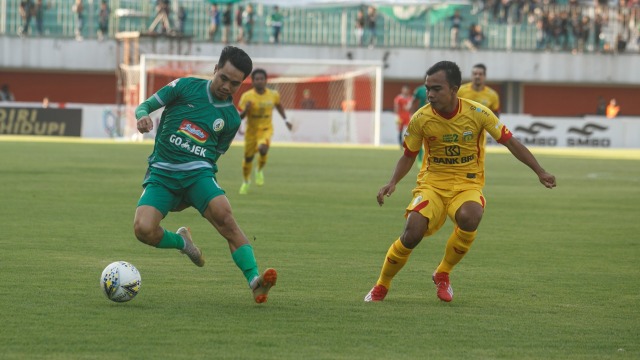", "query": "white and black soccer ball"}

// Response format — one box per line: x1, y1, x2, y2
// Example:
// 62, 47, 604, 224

100, 261, 141, 302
